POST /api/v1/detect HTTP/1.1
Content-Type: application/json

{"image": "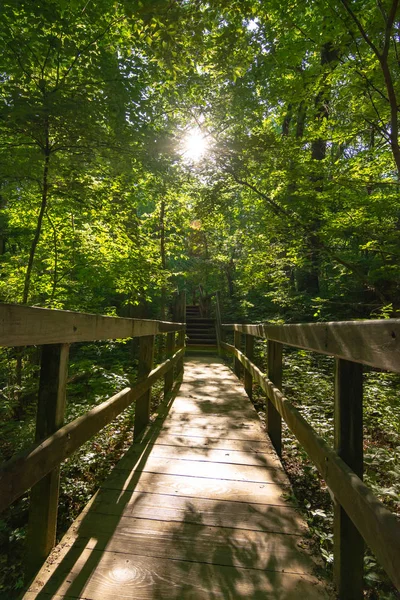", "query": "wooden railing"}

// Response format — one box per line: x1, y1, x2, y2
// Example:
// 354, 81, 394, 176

218, 317, 400, 599
0, 294, 186, 579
